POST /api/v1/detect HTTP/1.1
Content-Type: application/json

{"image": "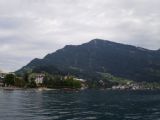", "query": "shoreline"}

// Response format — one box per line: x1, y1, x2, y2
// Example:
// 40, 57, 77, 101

0, 86, 84, 91
1, 86, 160, 91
